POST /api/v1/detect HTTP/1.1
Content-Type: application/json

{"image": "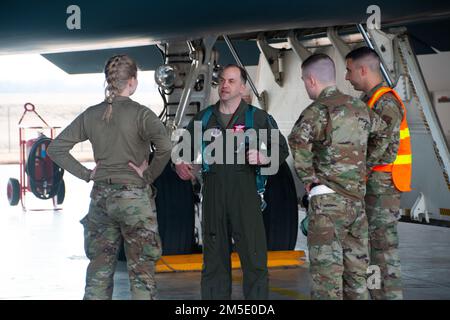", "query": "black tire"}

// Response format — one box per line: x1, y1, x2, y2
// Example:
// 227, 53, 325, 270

262, 161, 298, 250
7, 178, 20, 206
56, 179, 65, 205
154, 163, 196, 255
26, 135, 64, 200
